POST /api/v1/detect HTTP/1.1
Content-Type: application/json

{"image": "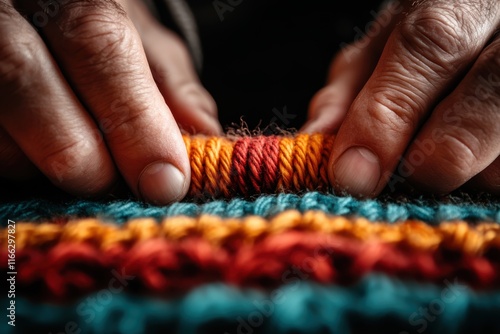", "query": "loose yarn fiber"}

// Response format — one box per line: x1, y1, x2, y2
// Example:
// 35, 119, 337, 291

2, 133, 500, 334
